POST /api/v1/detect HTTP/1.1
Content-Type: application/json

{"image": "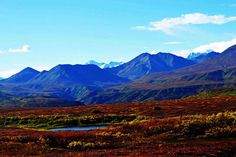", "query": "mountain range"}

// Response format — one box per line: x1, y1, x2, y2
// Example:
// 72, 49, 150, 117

81, 45, 236, 104
0, 45, 235, 106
